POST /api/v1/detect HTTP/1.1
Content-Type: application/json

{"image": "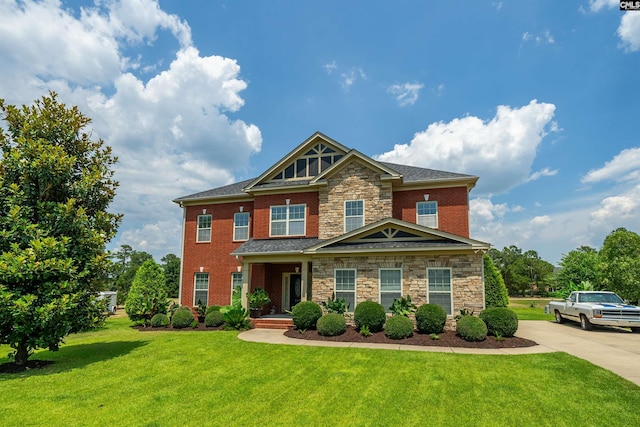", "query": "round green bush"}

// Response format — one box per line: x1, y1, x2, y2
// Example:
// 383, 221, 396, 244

456, 315, 487, 342
317, 313, 347, 336
479, 307, 518, 337
291, 301, 323, 330
172, 308, 195, 329
206, 305, 222, 315
384, 315, 414, 339
205, 310, 224, 327
415, 304, 447, 334
354, 301, 386, 333
150, 313, 169, 327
